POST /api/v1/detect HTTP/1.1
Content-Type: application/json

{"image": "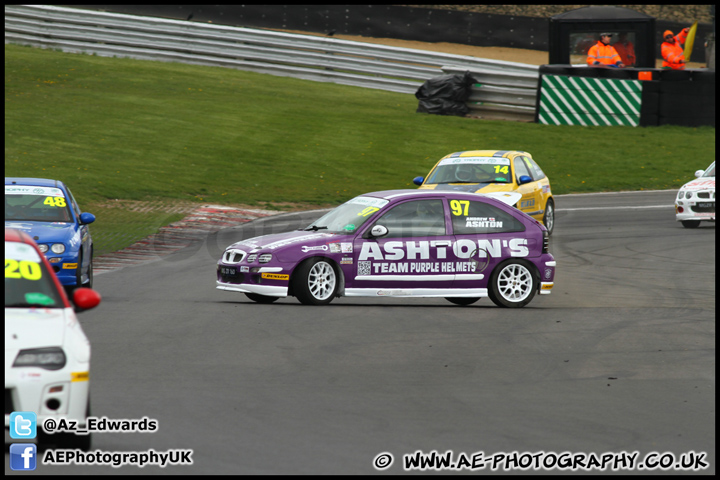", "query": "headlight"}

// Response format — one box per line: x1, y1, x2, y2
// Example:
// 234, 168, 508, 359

247, 254, 257, 263
677, 191, 684, 200
685, 191, 693, 200
38, 244, 49, 253
13, 347, 67, 370
258, 254, 273, 263
51, 243, 65, 254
